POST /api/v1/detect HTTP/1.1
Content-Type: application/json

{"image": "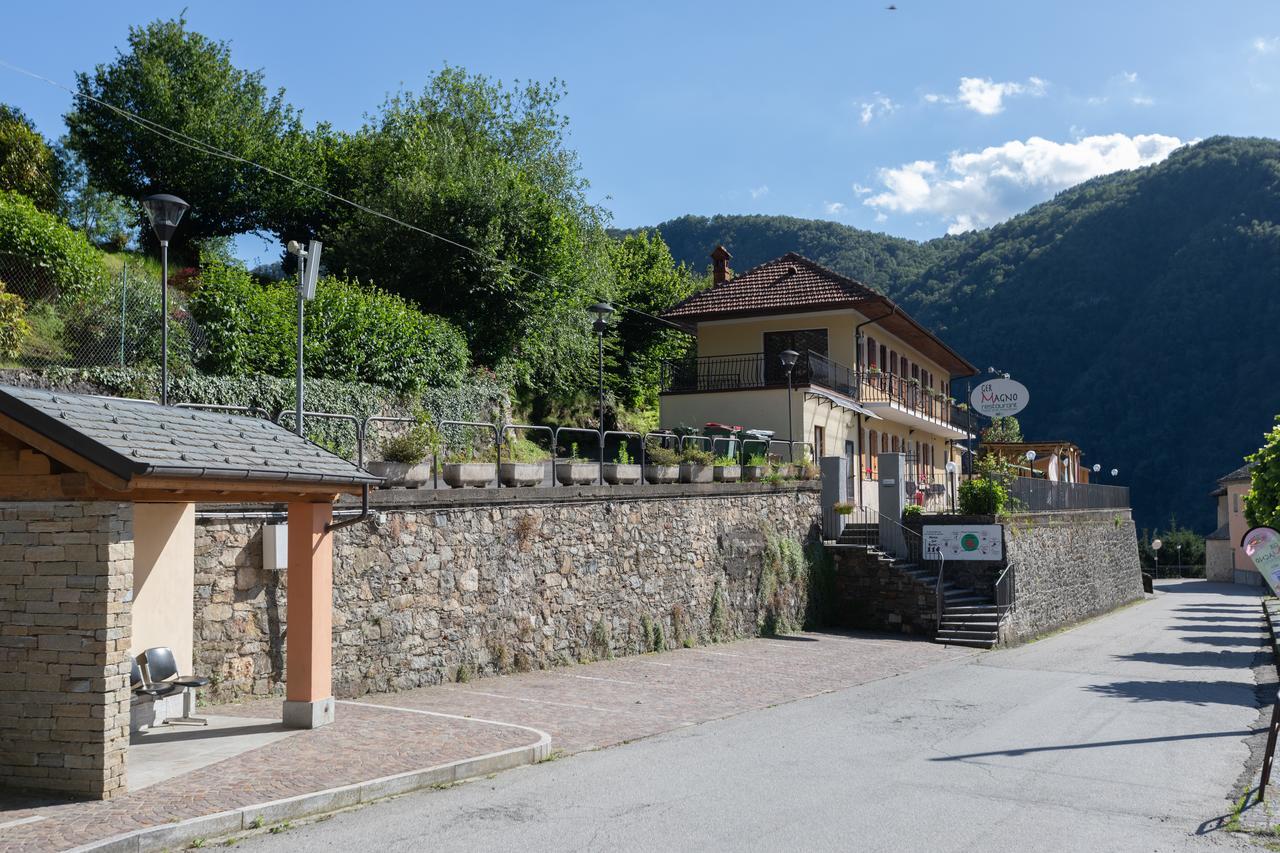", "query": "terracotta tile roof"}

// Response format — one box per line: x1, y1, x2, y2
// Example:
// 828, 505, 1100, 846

664, 253, 878, 321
